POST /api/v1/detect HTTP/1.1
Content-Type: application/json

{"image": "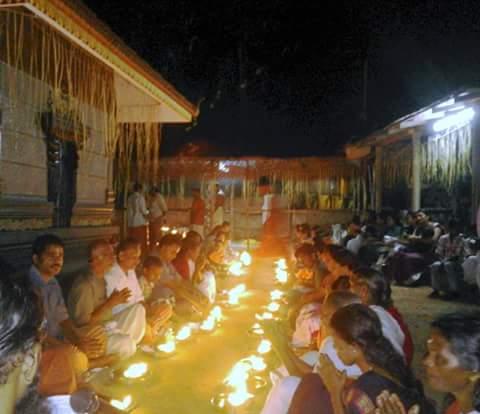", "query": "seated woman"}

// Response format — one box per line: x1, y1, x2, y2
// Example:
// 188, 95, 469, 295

172, 236, 203, 281
377, 312, 480, 414
350, 267, 413, 365
287, 304, 433, 414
